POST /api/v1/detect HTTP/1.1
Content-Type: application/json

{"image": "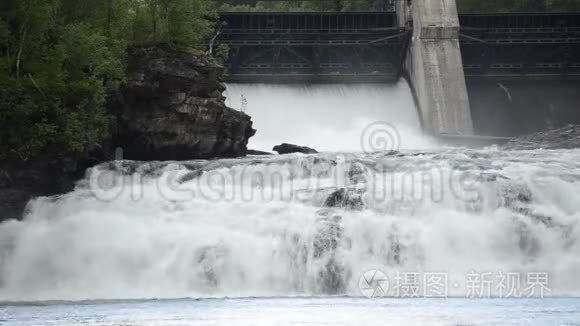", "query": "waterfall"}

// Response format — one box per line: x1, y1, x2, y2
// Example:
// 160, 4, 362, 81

1, 82, 579, 302
225, 82, 435, 152
1, 148, 580, 301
